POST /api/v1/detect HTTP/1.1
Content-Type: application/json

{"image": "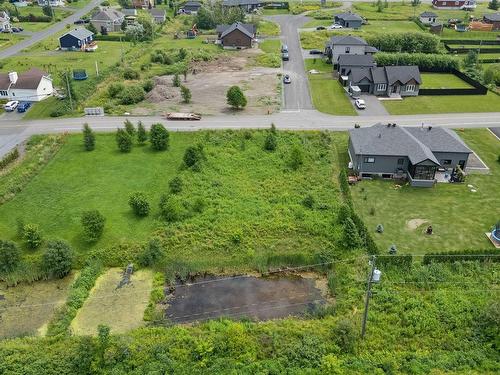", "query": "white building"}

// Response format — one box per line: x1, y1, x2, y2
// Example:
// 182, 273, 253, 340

0, 11, 11, 32
37, 0, 65, 7
0, 68, 54, 102
419, 11, 438, 25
